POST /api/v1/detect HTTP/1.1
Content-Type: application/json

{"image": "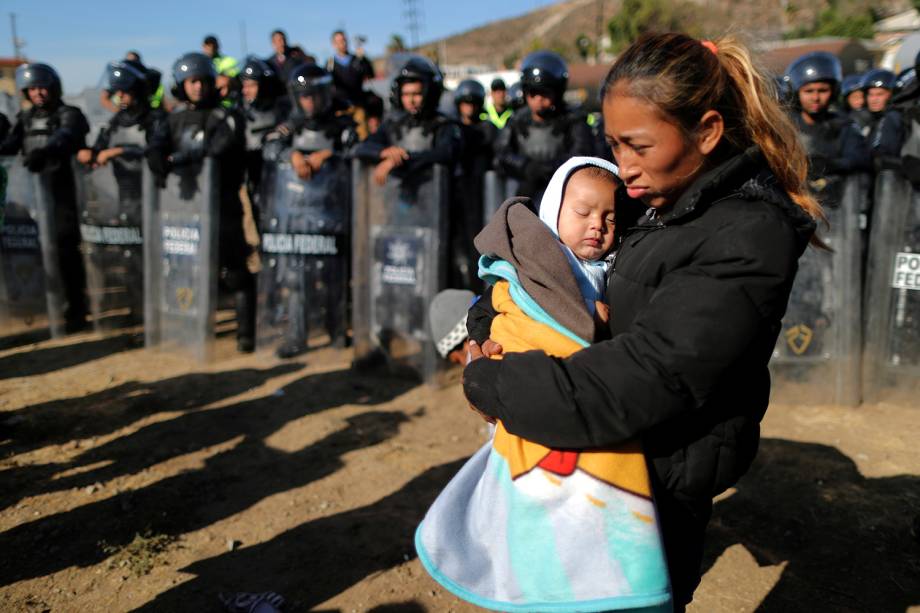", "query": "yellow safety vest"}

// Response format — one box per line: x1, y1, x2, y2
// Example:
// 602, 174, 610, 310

213, 55, 240, 77
482, 99, 513, 129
